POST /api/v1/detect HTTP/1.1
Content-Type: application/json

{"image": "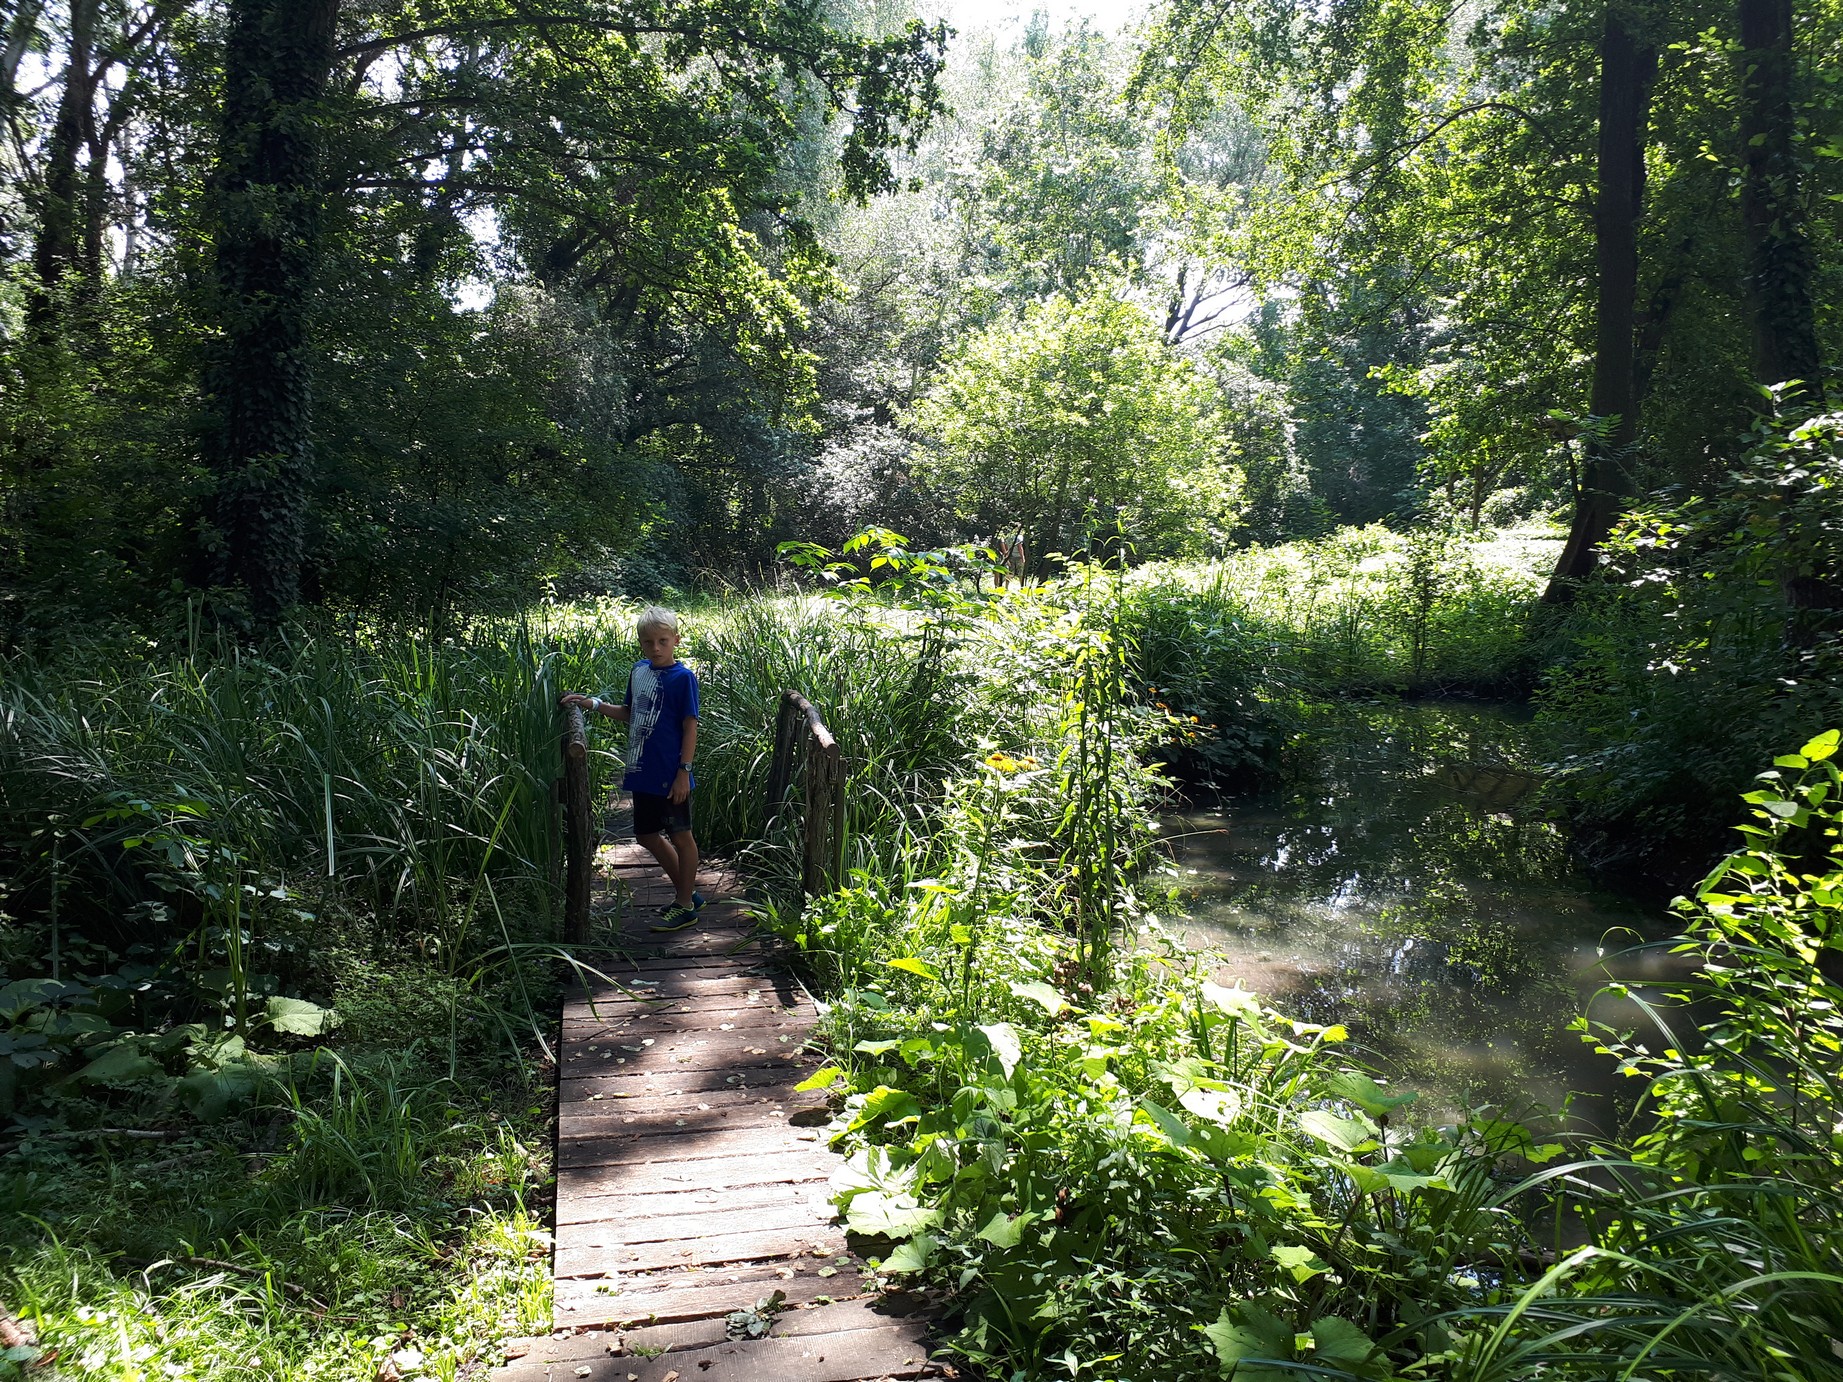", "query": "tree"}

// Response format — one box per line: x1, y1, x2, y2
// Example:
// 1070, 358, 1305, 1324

1130, 0, 1826, 594
202, 0, 340, 624
907, 291, 1238, 563
1738, 0, 1825, 393
190, 0, 949, 623
1543, 5, 1658, 601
